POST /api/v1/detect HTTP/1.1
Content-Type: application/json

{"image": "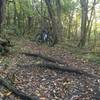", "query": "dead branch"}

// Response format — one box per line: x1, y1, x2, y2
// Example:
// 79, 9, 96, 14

0, 76, 39, 100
